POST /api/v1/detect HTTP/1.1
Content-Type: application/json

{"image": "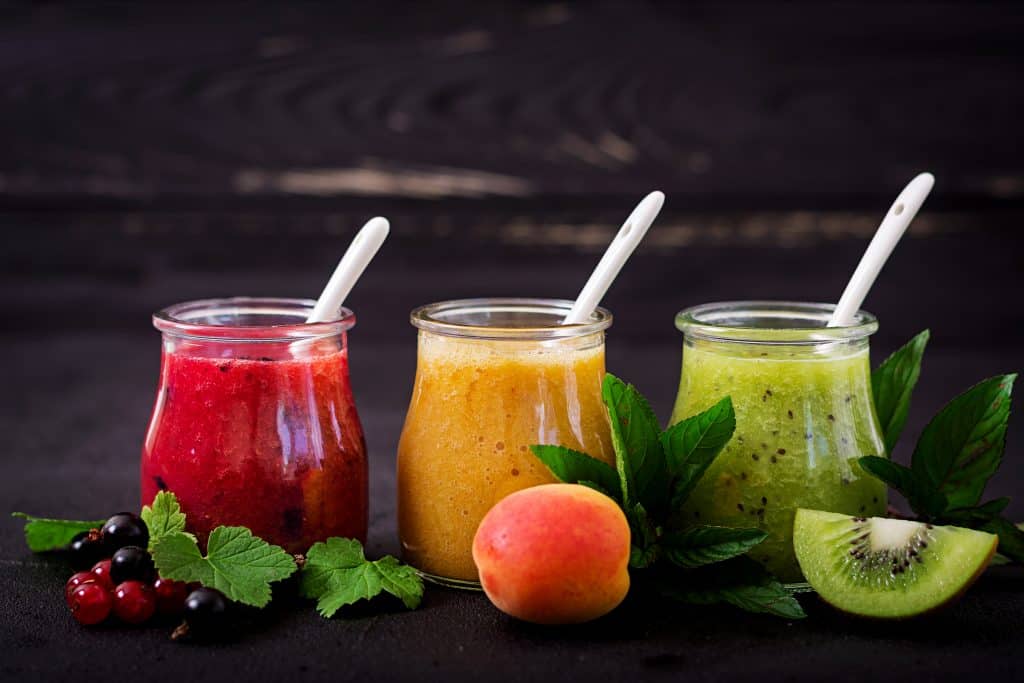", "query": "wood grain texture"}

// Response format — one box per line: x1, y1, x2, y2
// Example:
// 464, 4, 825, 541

0, 1, 1021, 207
